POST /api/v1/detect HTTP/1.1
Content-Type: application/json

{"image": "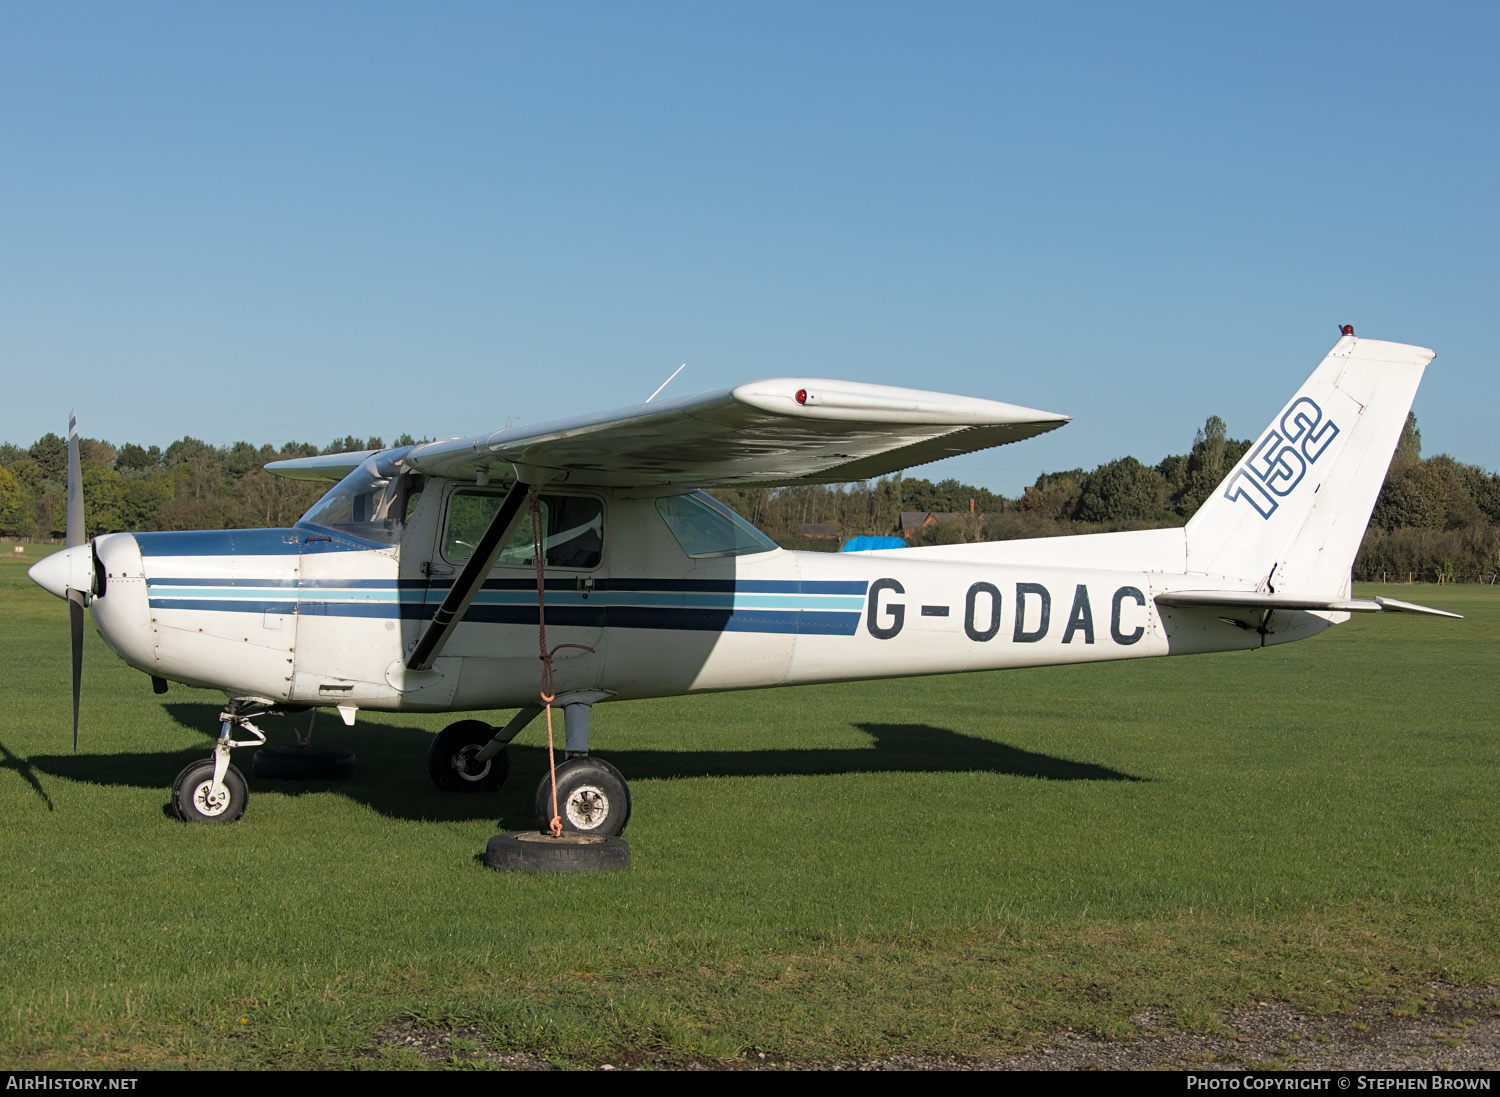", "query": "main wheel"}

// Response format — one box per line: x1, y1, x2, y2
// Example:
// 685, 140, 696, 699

170, 760, 248, 824
428, 720, 511, 792
535, 757, 631, 837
